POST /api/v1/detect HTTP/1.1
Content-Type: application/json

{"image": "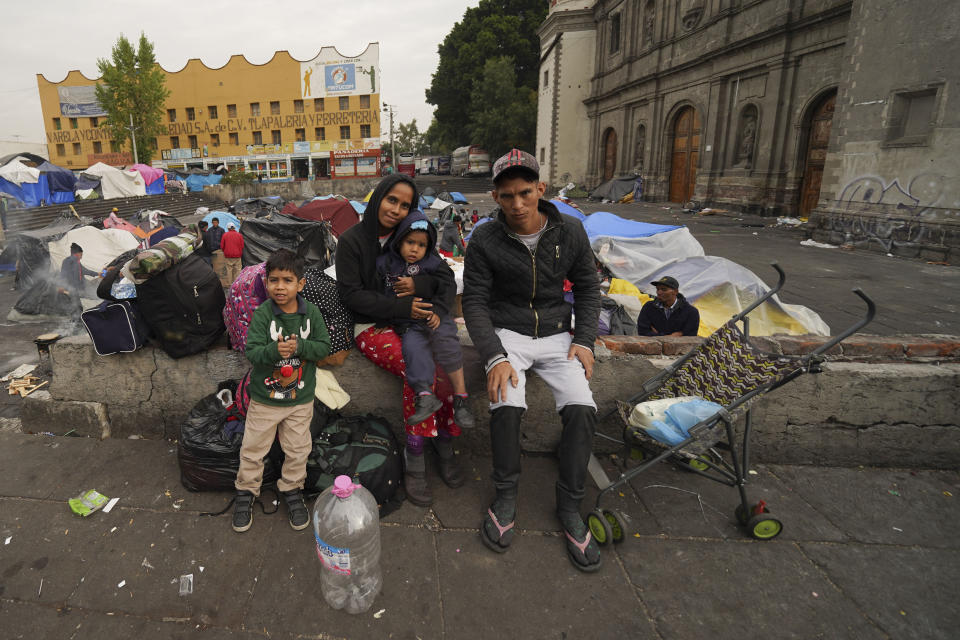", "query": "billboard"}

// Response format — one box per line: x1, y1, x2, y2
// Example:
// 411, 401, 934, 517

300, 43, 379, 99
58, 85, 107, 117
